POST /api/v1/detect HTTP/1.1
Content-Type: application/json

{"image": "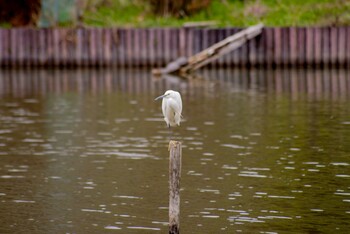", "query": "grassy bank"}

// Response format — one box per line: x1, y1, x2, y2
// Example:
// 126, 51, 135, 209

84, 0, 350, 27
